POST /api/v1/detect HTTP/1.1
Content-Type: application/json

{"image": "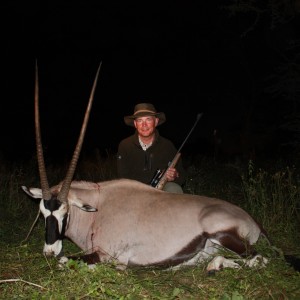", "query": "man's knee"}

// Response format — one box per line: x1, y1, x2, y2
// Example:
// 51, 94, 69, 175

163, 182, 183, 193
